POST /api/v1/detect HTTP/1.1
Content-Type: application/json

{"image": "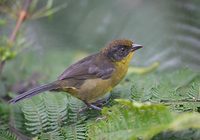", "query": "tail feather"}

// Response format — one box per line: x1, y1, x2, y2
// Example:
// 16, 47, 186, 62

9, 81, 59, 104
